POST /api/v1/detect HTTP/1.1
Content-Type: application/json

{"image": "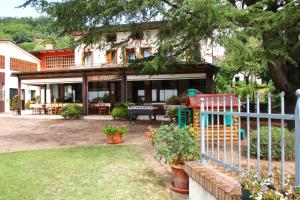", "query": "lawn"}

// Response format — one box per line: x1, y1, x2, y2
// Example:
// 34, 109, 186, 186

0, 145, 171, 200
